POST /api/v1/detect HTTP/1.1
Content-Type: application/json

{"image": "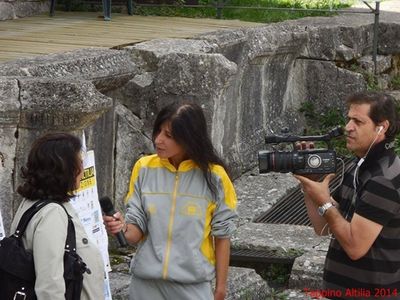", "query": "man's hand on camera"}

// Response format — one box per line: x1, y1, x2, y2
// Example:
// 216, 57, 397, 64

295, 141, 315, 151
294, 173, 335, 206
294, 141, 321, 181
